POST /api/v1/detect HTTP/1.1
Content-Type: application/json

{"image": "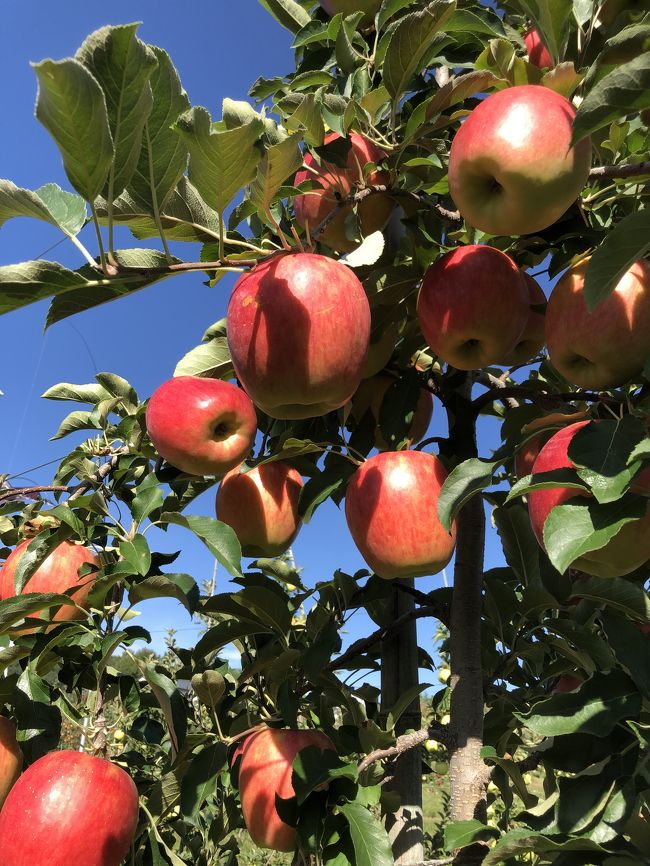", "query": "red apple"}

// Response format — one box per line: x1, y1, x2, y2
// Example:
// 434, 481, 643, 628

501, 273, 547, 366
417, 245, 529, 370
318, 0, 382, 25
146, 376, 257, 476
216, 462, 304, 557
0, 717, 22, 808
524, 28, 553, 68
227, 253, 371, 419
238, 726, 335, 852
344, 450, 457, 579
0, 750, 139, 866
553, 673, 583, 694
514, 410, 590, 478
293, 132, 392, 252
0, 540, 98, 632
528, 421, 650, 577
448, 85, 592, 236
546, 258, 650, 389
351, 373, 433, 450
